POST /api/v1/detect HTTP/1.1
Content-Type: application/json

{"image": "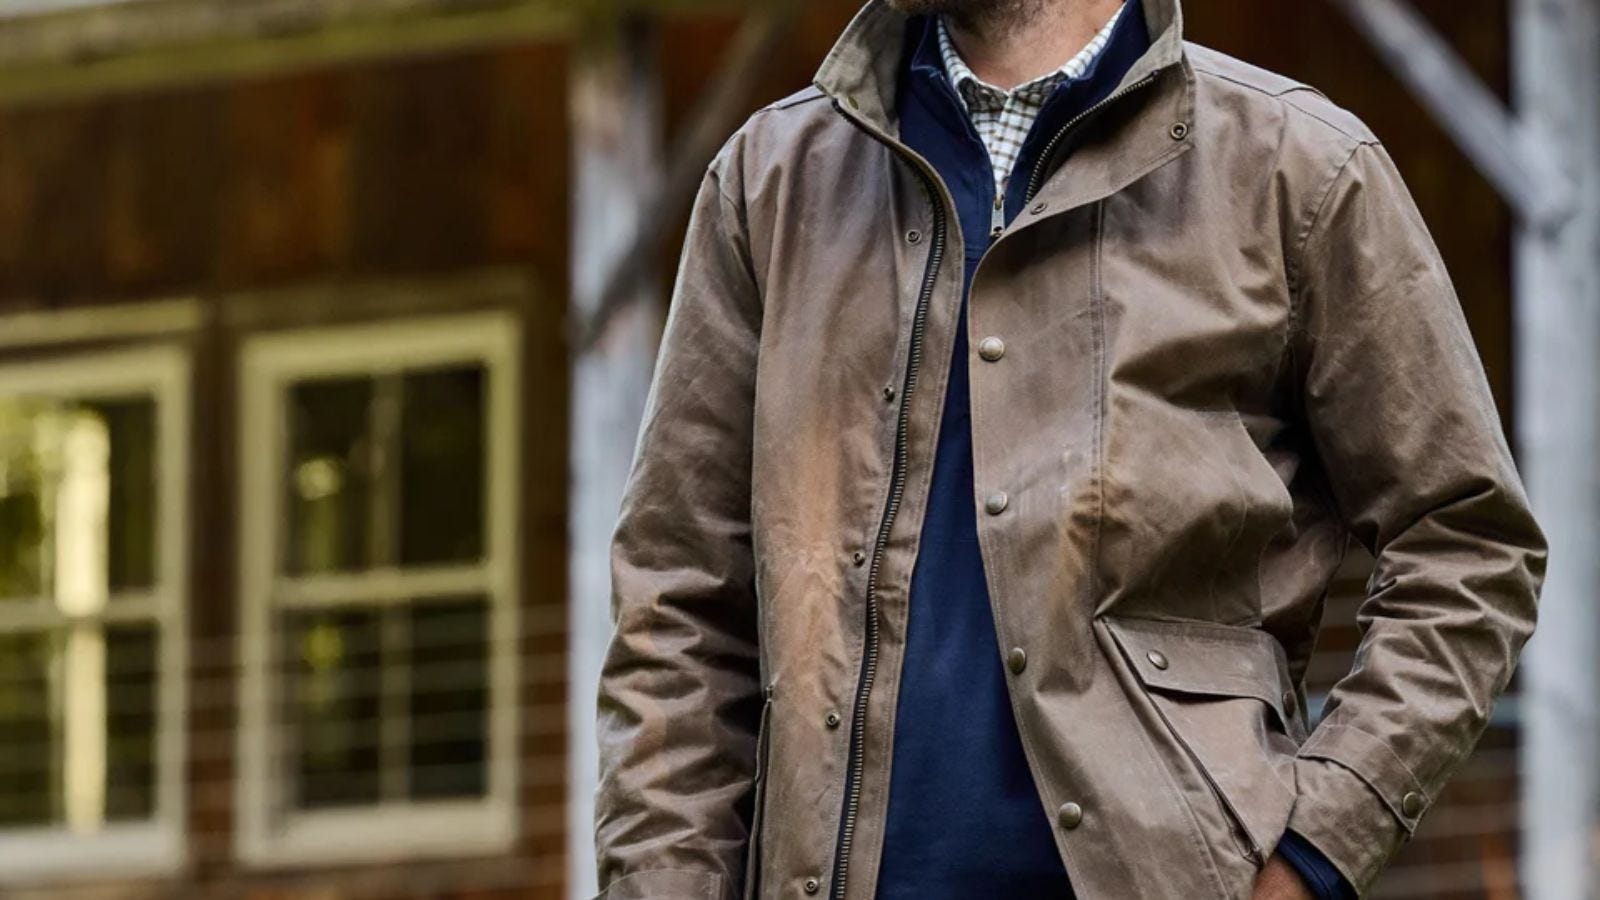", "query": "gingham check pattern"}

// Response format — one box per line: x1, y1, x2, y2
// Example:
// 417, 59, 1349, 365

937, 5, 1125, 198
